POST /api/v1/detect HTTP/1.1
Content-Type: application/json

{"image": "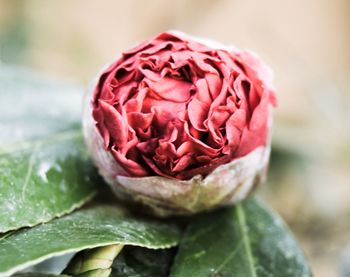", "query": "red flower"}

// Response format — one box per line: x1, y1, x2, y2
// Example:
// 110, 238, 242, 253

84, 31, 276, 216
91, 32, 276, 180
